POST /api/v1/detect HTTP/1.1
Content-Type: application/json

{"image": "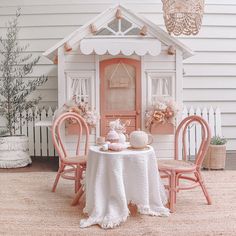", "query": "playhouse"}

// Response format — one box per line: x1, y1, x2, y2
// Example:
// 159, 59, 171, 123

43, 4, 193, 159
